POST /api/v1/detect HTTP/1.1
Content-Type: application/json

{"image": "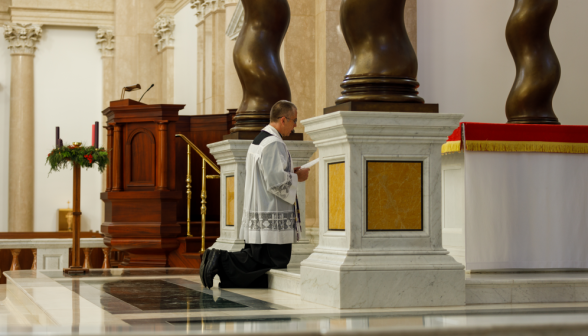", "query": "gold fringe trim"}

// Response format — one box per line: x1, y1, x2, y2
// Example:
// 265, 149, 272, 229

465, 140, 588, 154
441, 141, 461, 154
